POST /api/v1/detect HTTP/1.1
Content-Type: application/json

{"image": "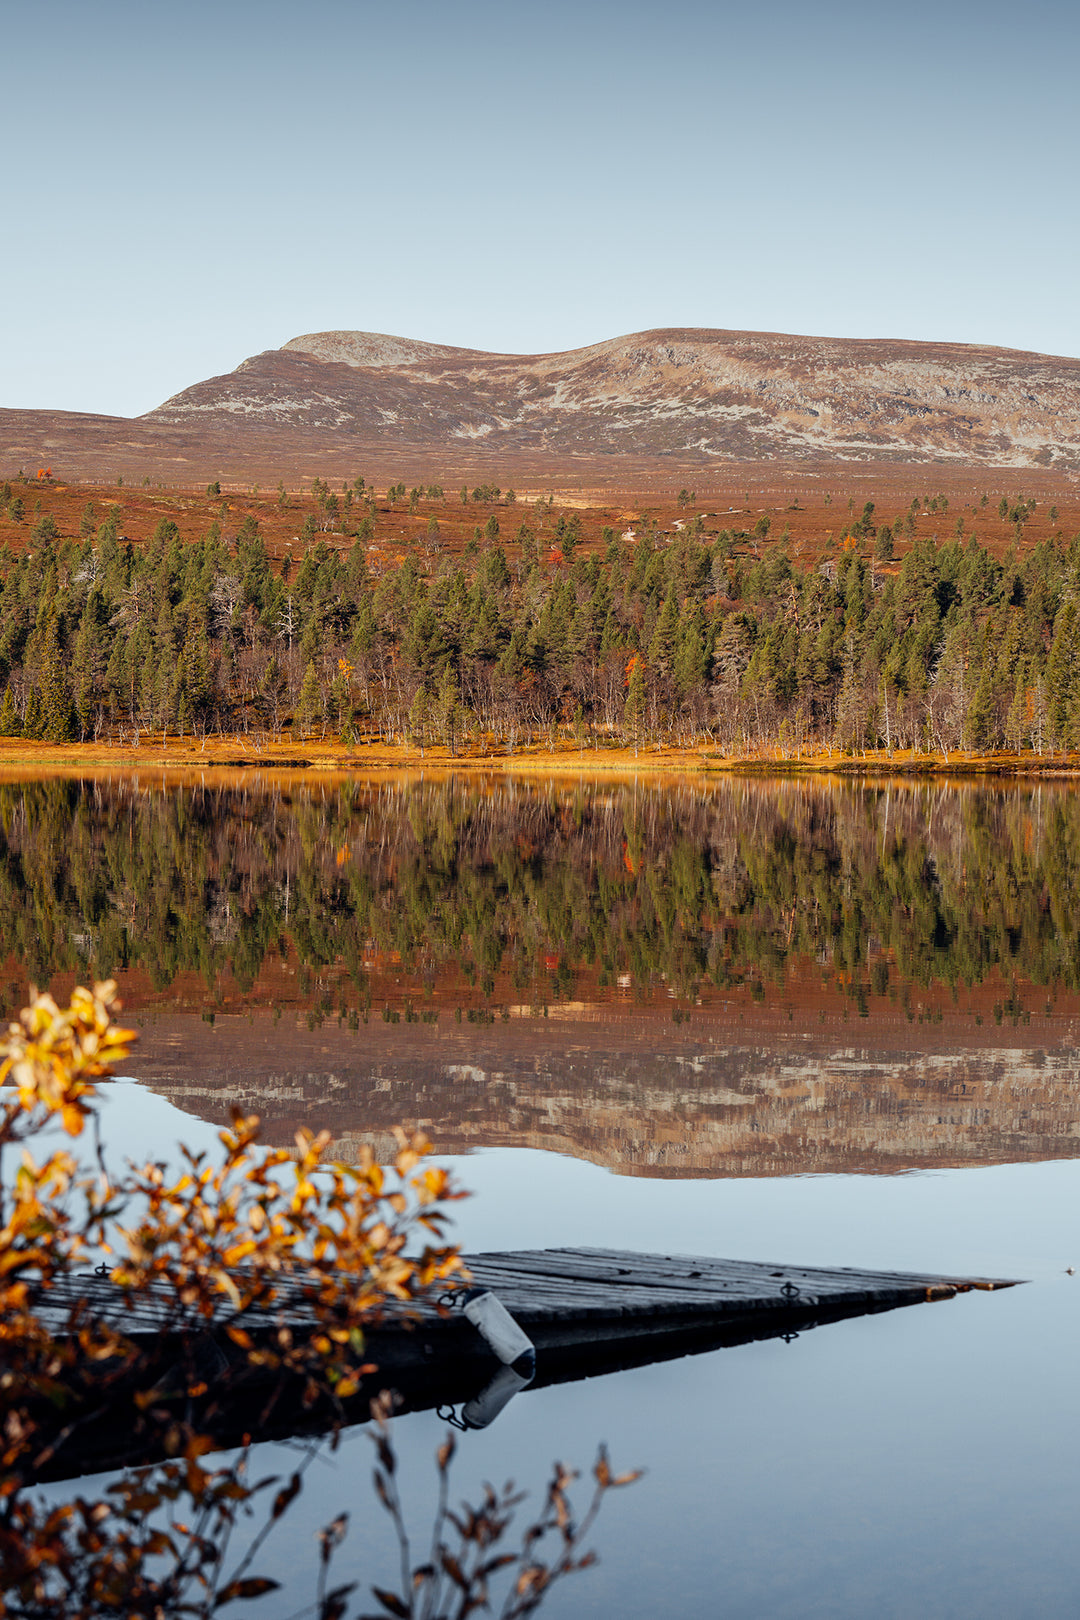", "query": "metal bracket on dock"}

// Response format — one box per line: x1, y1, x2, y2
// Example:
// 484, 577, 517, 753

437, 1403, 469, 1430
